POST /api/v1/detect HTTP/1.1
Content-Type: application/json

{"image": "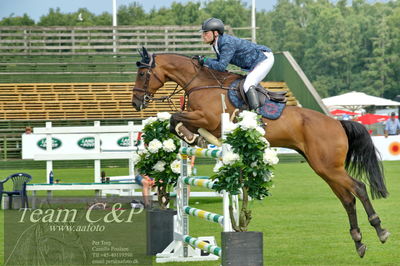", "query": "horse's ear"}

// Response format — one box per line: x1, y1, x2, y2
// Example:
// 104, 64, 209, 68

136, 46, 153, 68
142, 47, 150, 60
138, 48, 144, 59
